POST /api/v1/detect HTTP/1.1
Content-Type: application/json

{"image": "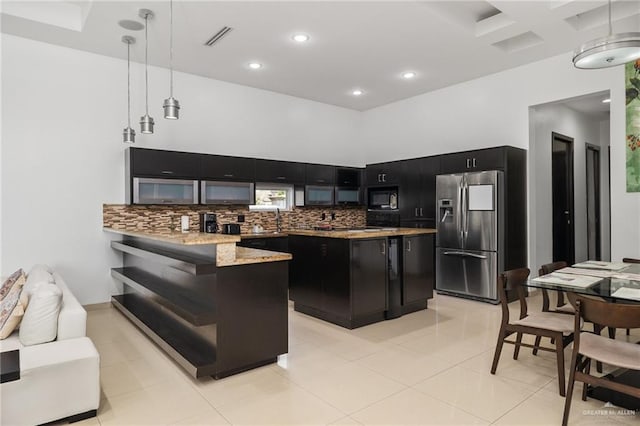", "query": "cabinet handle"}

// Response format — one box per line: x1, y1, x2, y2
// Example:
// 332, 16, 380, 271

420, 207, 424, 217
381, 241, 386, 255
161, 170, 174, 175
407, 240, 412, 252
415, 207, 419, 217
223, 173, 234, 177
472, 158, 477, 168
317, 179, 325, 183
466, 159, 470, 168
276, 176, 286, 180
378, 174, 382, 182
382, 173, 387, 182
